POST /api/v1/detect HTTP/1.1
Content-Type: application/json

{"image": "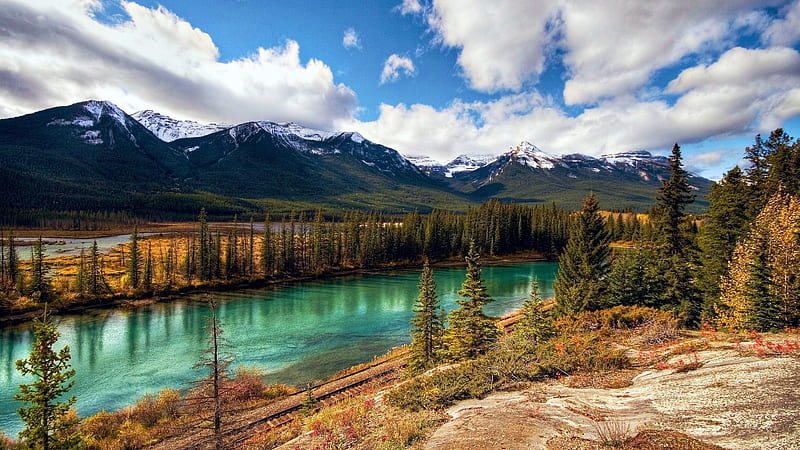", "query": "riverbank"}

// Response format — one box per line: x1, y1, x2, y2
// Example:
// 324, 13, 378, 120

0, 250, 550, 327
